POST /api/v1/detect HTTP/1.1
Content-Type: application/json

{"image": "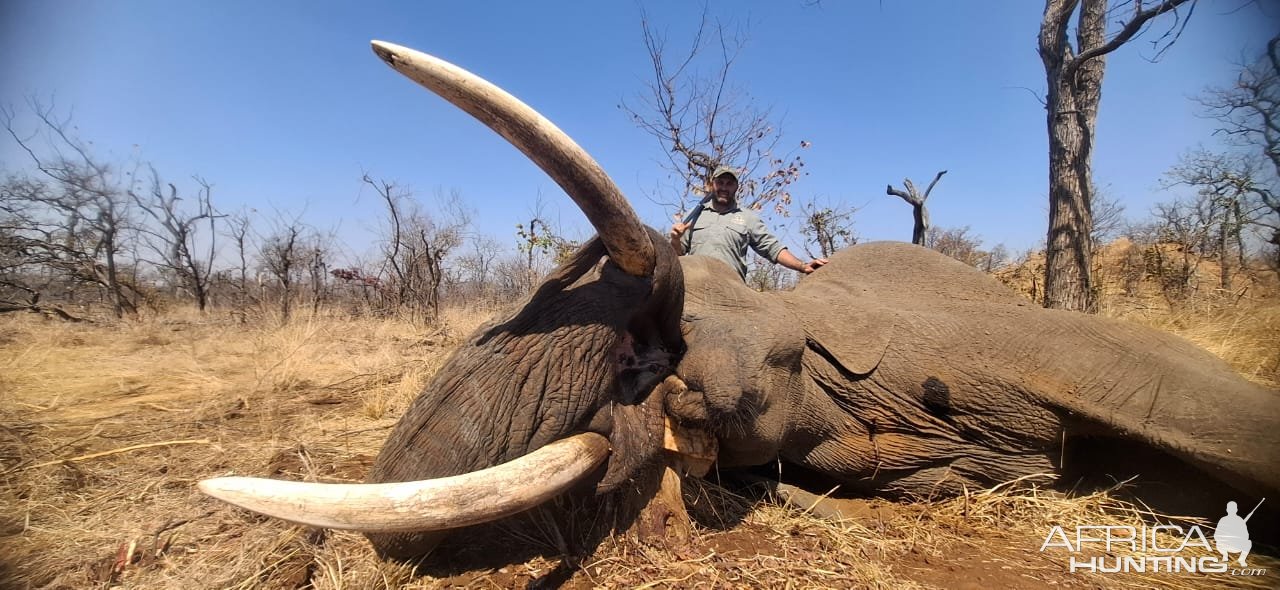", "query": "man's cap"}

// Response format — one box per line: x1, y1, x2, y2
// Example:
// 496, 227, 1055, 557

710, 165, 739, 181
